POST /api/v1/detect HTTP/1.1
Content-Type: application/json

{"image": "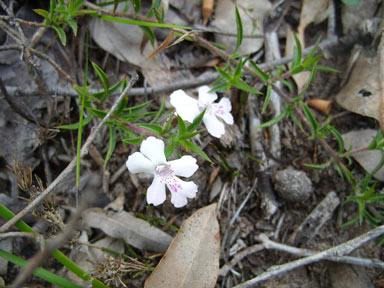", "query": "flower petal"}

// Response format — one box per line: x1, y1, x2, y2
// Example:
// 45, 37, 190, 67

126, 152, 155, 174
147, 176, 166, 206
170, 90, 200, 122
198, 85, 217, 105
214, 98, 234, 125
169, 179, 197, 207
167, 155, 198, 177
170, 192, 188, 208
177, 179, 198, 198
203, 114, 225, 138
140, 137, 166, 167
